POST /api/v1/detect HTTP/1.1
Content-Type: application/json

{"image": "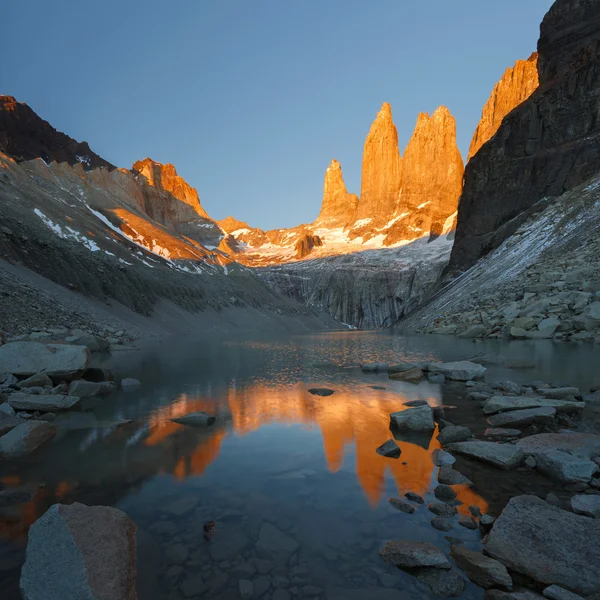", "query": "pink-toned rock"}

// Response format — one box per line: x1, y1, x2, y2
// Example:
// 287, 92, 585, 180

315, 159, 358, 228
